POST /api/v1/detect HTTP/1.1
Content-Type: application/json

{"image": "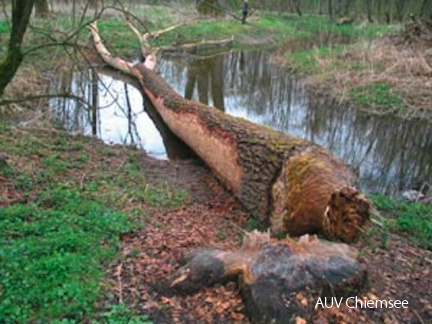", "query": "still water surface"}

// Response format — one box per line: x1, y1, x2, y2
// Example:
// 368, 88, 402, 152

51, 51, 432, 194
